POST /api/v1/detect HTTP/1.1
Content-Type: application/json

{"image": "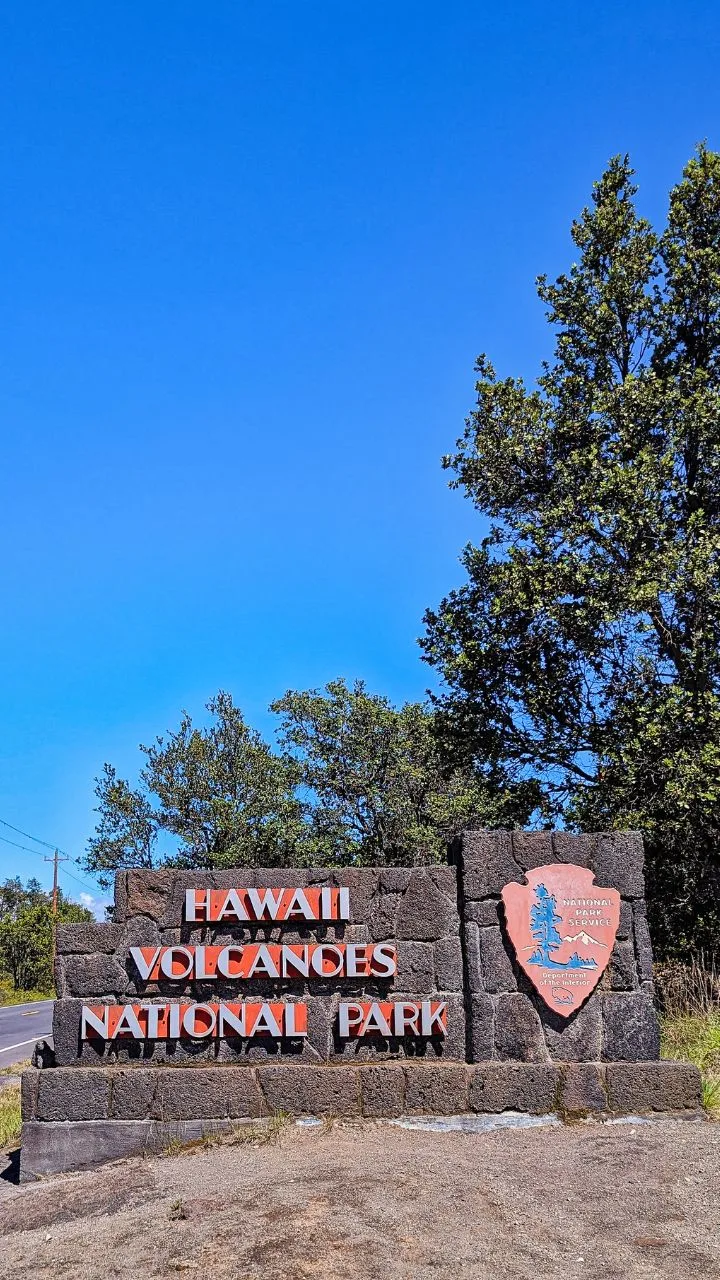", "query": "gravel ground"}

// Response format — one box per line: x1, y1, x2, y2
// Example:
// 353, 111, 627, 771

0, 1116, 718, 1279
